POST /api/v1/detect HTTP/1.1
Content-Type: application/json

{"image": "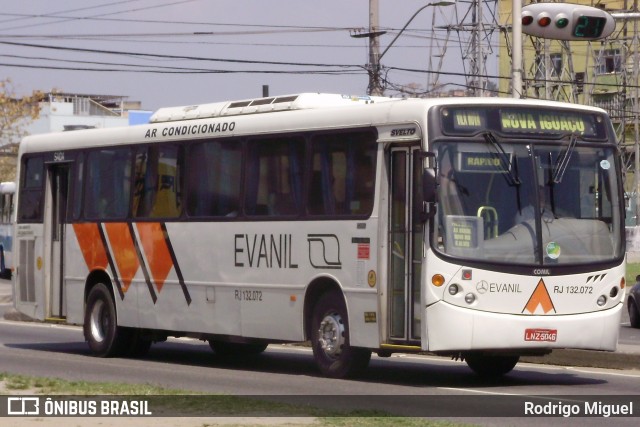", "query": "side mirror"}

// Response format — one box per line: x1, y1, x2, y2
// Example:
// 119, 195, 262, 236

421, 151, 437, 204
